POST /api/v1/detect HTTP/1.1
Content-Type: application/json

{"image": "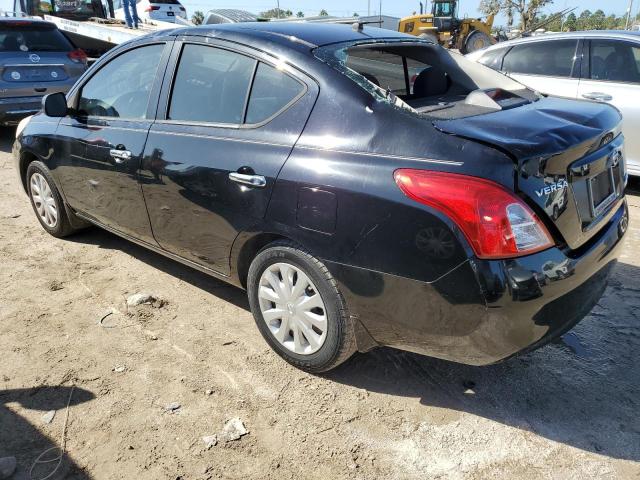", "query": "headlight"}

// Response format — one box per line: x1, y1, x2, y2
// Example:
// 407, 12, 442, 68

16, 115, 32, 138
